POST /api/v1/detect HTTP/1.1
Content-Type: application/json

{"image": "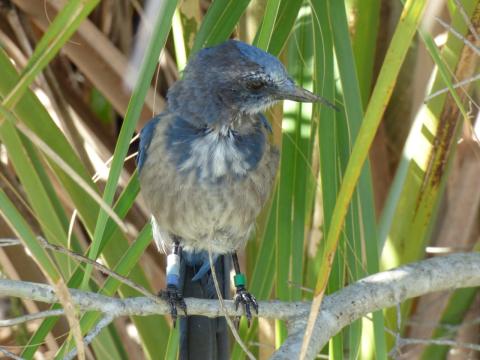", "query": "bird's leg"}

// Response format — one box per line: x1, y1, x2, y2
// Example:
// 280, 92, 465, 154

159, 241, 187, 326
232, 252, 258, 326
